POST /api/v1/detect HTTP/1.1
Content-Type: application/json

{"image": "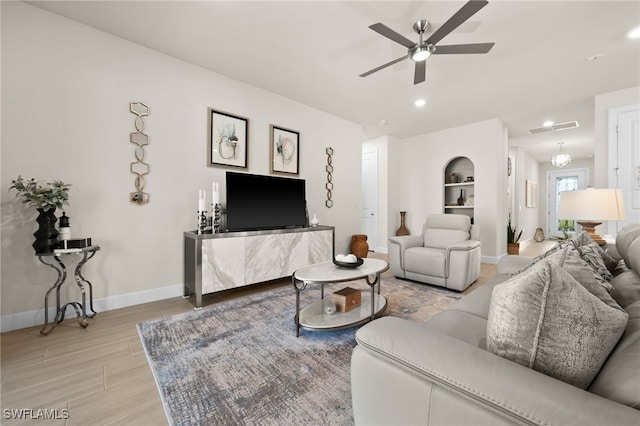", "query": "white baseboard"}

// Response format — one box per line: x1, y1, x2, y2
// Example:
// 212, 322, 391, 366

0, 284, 183, 333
